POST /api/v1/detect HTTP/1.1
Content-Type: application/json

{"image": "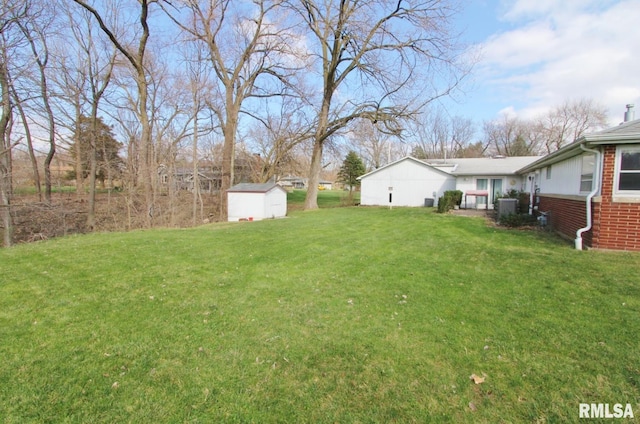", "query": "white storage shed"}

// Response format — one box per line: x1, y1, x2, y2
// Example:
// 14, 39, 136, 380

227, 183, 287, 222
